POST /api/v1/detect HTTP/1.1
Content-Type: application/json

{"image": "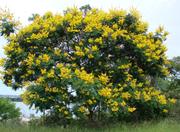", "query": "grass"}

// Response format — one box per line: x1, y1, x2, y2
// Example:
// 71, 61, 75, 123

0, 119, 179, 132
0, 100, 179, 132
